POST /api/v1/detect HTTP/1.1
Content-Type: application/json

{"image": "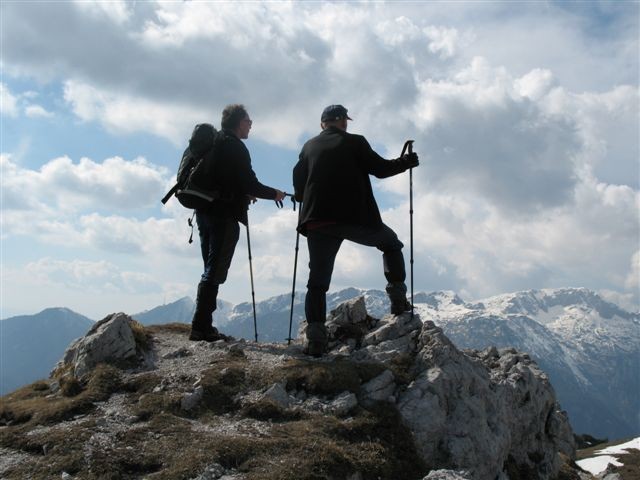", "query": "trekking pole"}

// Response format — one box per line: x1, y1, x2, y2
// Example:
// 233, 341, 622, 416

277, 193, 300, 345
400, 140, 415, 318
287, 230, 300, 345
275, 193, 300, 344
245, 217, 258, 342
